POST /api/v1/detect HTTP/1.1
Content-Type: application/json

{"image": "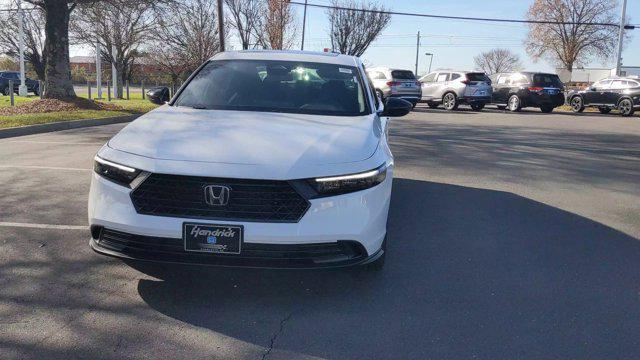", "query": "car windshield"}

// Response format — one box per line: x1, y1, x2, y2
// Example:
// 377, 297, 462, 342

533, 74, 563, 88
391, 70, 416, 80
174, 59, 369, 116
